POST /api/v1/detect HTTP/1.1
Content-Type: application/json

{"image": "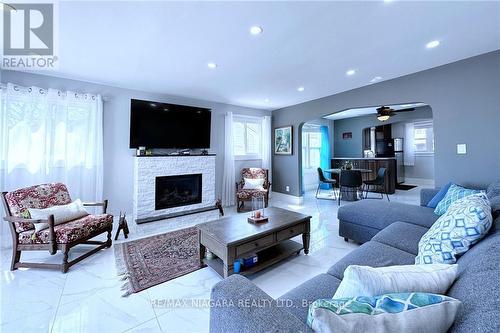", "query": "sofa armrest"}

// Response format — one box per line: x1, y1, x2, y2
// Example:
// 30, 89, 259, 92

210, 275, 312, 333
420, 188, 440, 207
